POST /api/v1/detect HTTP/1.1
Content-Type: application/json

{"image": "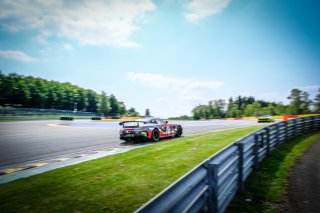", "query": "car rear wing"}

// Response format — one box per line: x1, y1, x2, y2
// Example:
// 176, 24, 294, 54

119, 121, 147, 127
